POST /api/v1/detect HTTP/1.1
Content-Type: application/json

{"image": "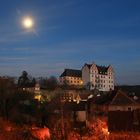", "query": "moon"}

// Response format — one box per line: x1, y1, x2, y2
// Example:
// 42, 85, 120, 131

22, 16, 34, 29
